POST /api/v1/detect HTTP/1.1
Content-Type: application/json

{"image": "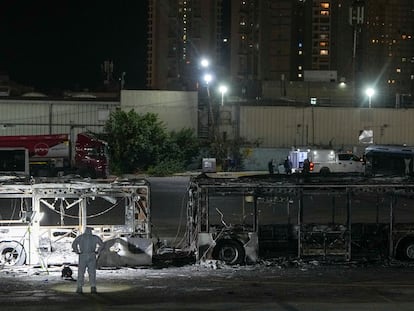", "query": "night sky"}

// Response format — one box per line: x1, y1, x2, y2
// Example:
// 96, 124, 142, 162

0, 1, 148, 92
